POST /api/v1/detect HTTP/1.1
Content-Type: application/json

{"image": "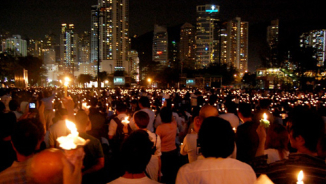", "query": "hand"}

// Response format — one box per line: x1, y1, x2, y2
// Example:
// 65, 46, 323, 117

123, 124, 129, 134
256, 125, 267, 142
62, 148, 85, 184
